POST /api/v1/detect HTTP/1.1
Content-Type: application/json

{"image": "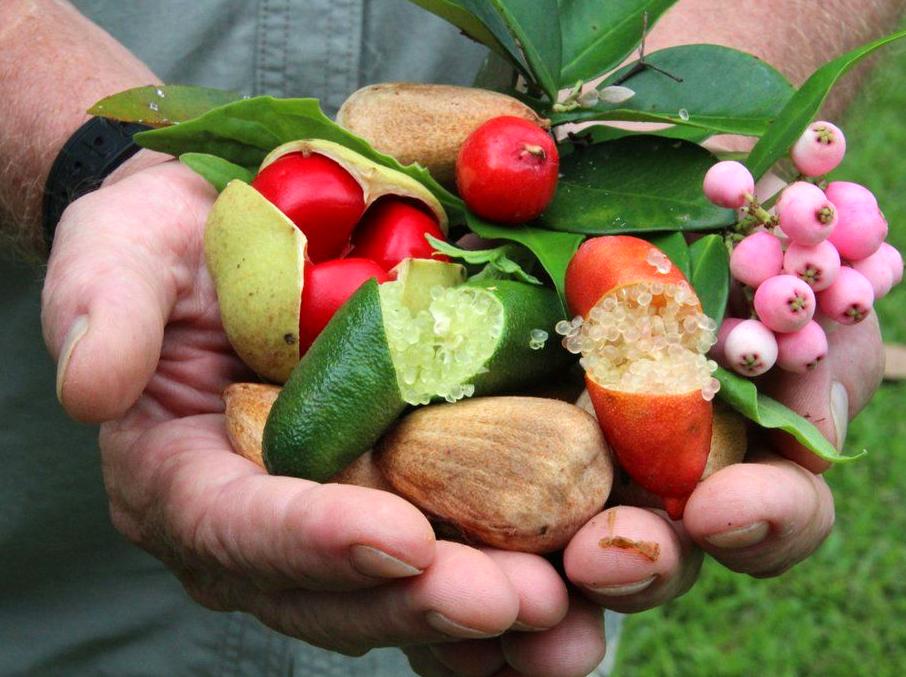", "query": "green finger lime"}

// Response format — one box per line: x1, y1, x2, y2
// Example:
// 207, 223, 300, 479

263, 261, 571, 480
